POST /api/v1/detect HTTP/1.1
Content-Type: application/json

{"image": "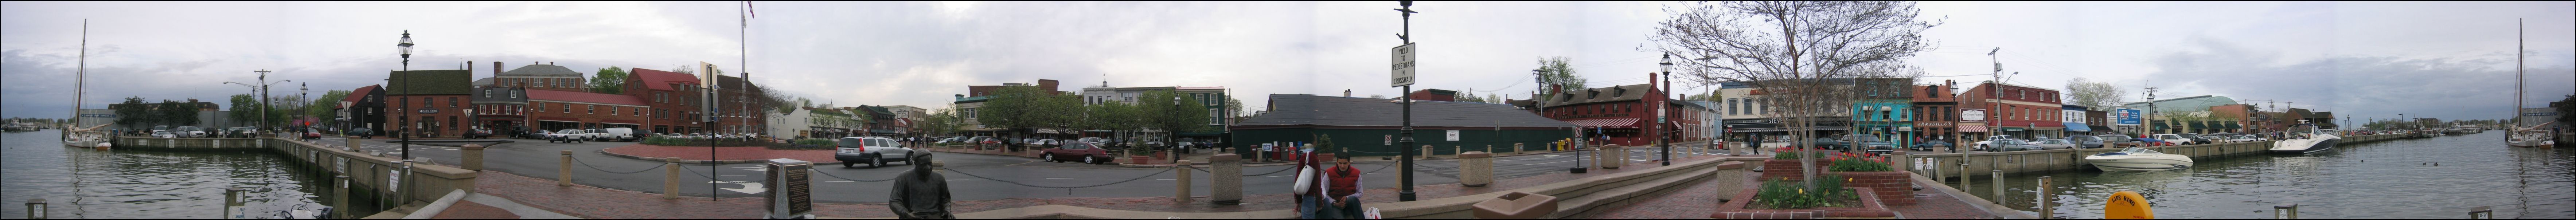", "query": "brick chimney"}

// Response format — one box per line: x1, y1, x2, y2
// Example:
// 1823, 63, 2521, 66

492, 62, 502, 75
1343, 89, 1351, 97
